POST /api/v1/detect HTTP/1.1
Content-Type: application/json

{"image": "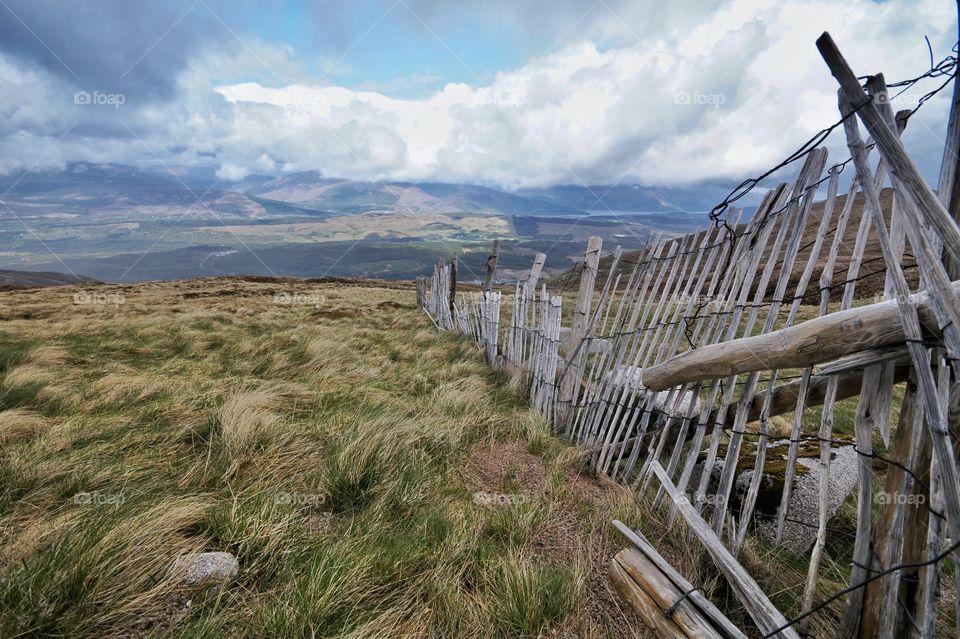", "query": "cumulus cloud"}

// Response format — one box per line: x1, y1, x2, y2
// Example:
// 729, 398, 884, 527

216, 162, 250, 181
208, 0, 956, 187
0, 0, 955, 188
